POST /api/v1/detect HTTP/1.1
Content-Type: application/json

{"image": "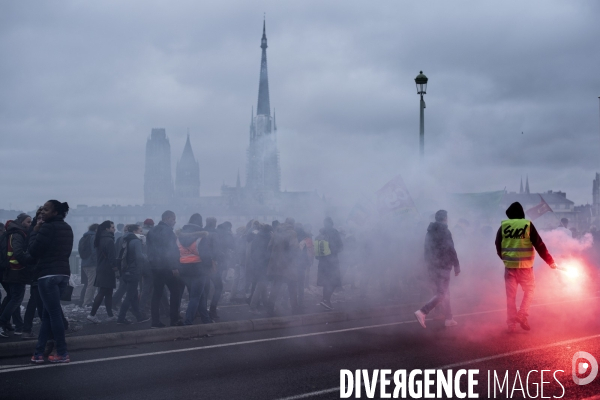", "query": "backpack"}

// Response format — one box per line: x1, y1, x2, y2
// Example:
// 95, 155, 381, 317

78, 234, 93, 260
116, 238, 130, 273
